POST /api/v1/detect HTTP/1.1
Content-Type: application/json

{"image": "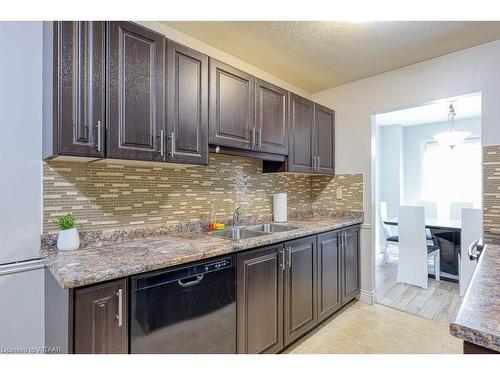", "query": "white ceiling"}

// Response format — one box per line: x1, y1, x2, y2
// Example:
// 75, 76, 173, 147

375, 94, 481, 127
163, 21, 500, 92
